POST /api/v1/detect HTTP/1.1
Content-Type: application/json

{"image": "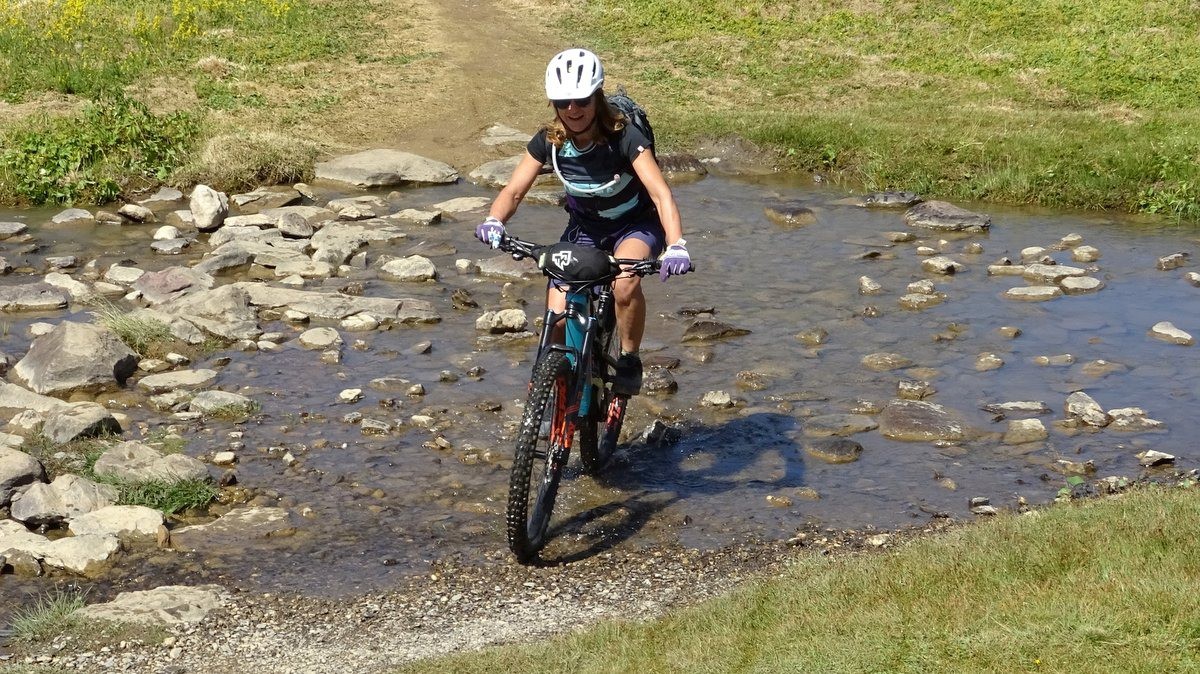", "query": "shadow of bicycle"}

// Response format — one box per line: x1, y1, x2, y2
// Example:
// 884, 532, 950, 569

536, 411, 807, 565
